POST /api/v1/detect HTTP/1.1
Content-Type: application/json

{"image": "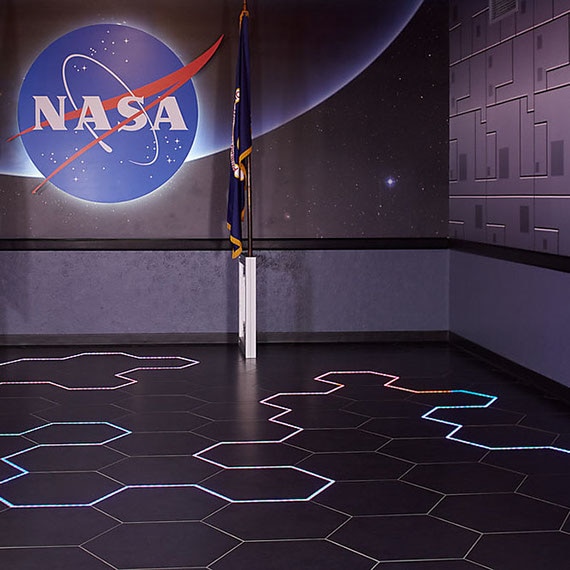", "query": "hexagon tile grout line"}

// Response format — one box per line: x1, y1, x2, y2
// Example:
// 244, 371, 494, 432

192, 371, 347, 502
3, 357, 568, 510
192, 371, 401, 503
